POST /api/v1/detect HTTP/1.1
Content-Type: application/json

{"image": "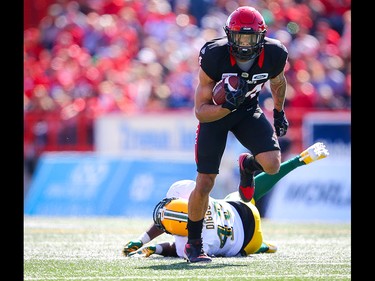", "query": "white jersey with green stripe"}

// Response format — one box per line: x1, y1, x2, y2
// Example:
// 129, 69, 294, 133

166, 180, 245, 257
